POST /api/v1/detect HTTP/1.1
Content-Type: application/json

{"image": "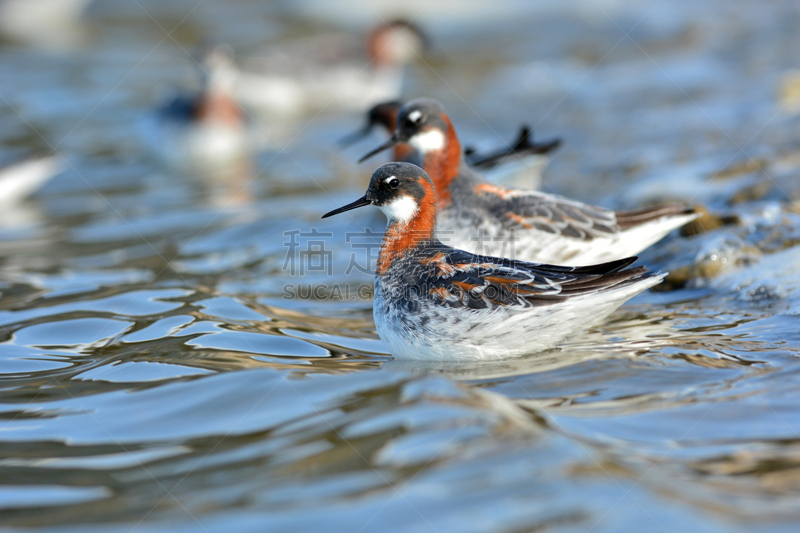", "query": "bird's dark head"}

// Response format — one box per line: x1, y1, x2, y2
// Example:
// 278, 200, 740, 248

359, 98, 454, 162
394, 98, 450, 149
338, 100, 403, 147
322, 162, 436, 227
